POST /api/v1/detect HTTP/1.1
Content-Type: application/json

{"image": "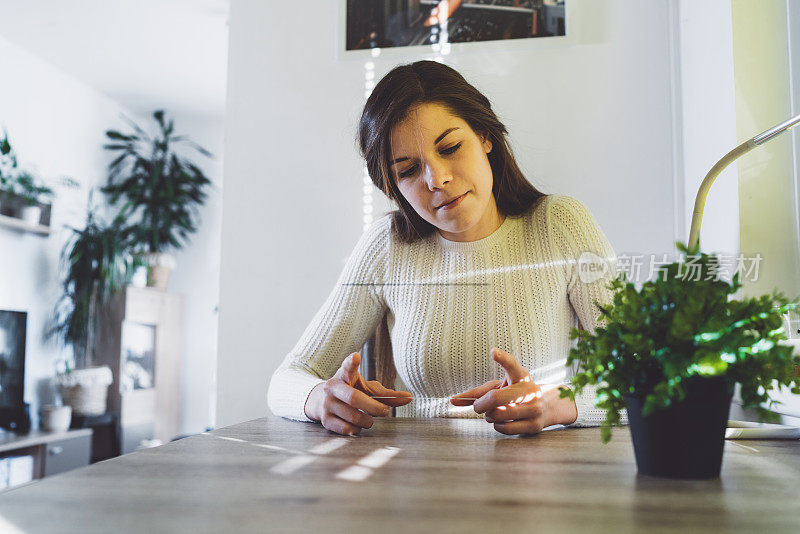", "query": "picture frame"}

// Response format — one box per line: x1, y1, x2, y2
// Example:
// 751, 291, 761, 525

335, 0, 576, 62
